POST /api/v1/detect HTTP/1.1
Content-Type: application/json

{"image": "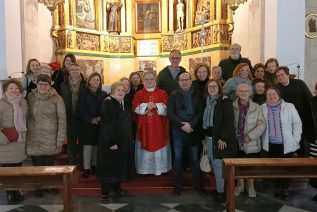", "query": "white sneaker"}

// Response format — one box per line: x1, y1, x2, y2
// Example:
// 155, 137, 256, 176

235, 186, 244, 196
248, 187, 256, 198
